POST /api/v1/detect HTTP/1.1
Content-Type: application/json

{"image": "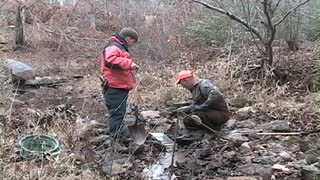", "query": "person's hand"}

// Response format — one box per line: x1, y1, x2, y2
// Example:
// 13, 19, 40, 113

191, 105, 202, 112
176, 106, 192, 113
131, 63, 139, 70
171, 106, 191, 117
